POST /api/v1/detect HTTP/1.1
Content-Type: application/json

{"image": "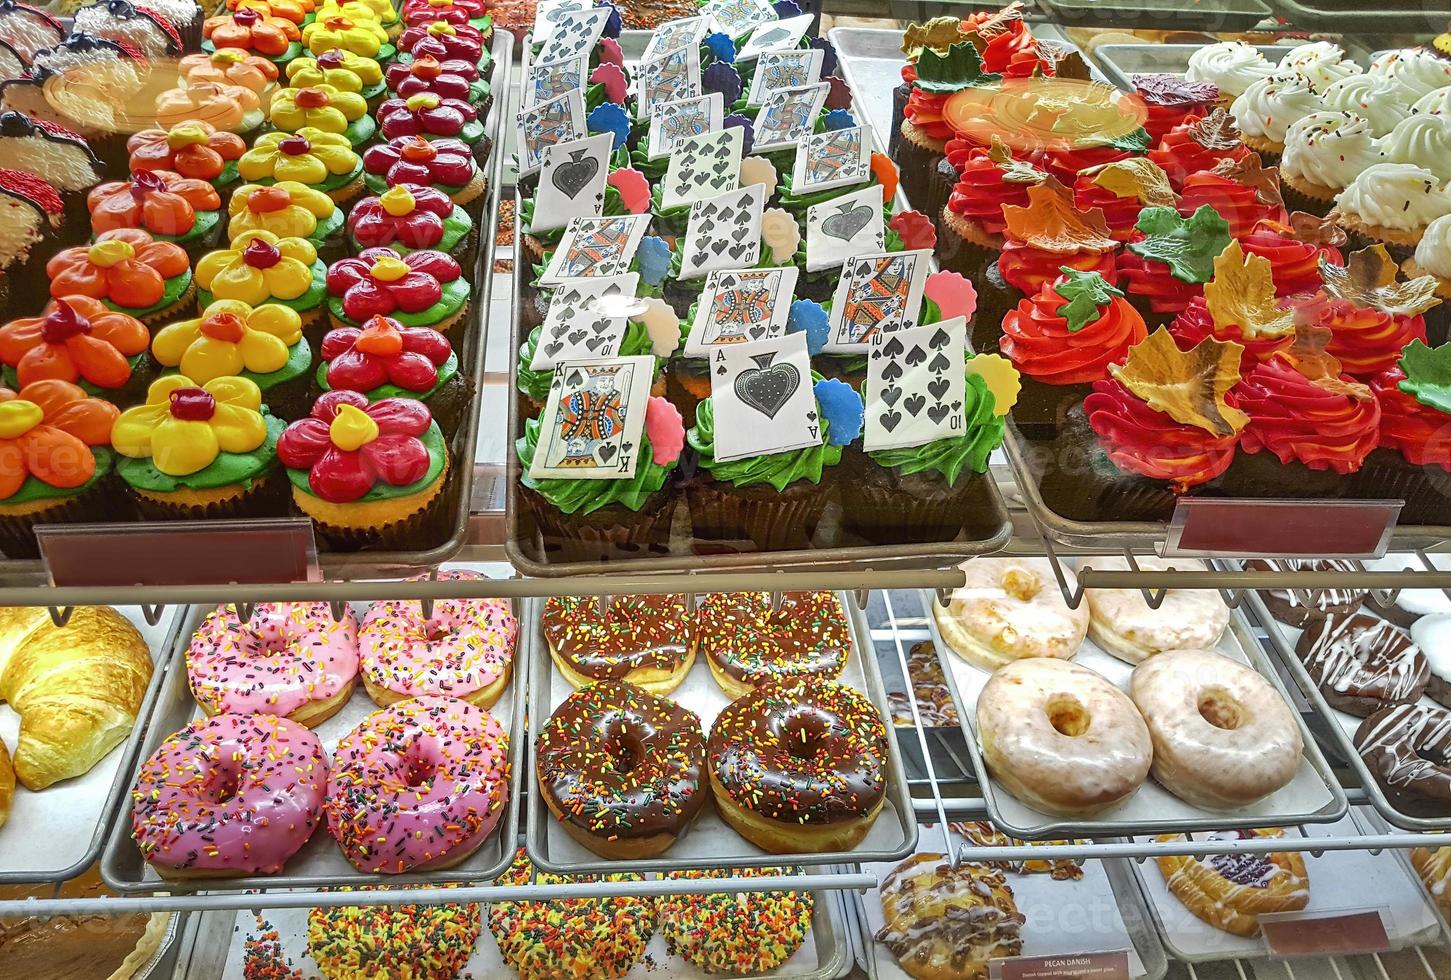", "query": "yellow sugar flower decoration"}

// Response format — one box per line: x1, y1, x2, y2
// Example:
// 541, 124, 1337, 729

239, 128, 359, 184
302, 11, 388, 58
196, 230, 320, 306
284, 54, 383, 95
269, 83, 368, 134
153, 299, 301, 381
227, 182, 336, 242
317, 0, 397, 27
112, 375, 268, 476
